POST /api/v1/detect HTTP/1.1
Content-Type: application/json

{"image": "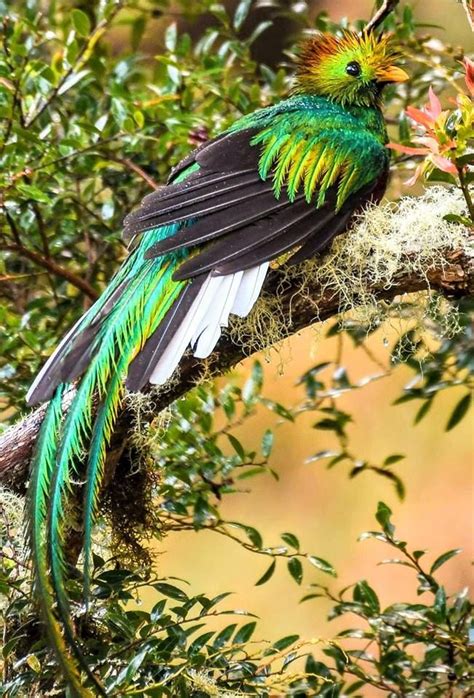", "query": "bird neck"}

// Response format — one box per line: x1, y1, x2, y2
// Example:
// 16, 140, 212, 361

344, 103, 388, 144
